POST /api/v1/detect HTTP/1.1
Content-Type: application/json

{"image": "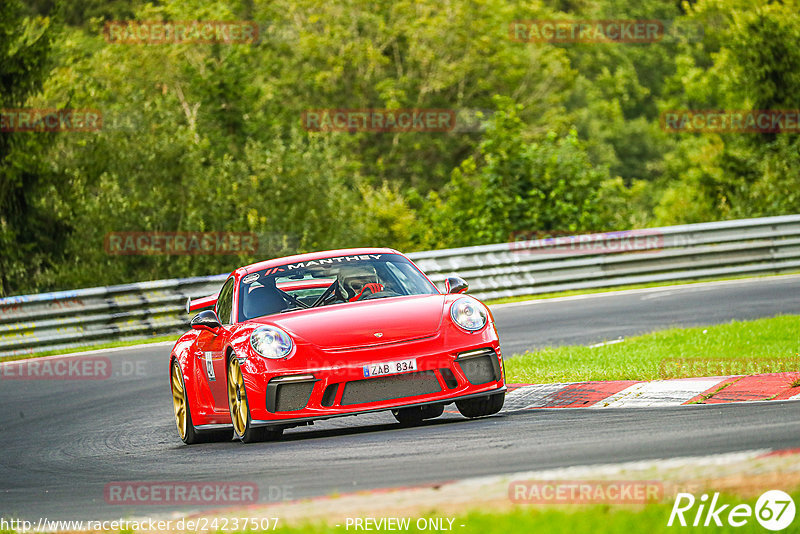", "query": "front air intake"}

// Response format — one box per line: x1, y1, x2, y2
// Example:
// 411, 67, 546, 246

321, 383, 339, 407
266, 376, 316, 412
456, 348, 501, 385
